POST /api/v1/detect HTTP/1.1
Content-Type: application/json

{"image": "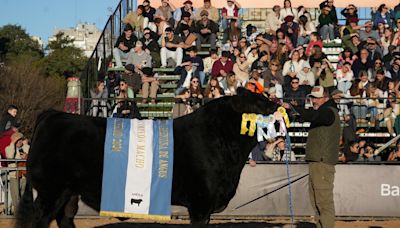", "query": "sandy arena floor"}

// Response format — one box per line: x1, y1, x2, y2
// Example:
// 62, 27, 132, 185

1, 217, 400, 228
